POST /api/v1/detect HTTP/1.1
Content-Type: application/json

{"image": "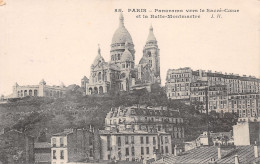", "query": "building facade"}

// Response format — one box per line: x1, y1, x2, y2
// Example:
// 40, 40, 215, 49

11, 79, 66, 99
85, 13, 161, 95
233, 117, 260, 146
51, 128, 100, 164
104, 106, 185, 154
100, 130, 172, 162
166, 67, 260, 115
